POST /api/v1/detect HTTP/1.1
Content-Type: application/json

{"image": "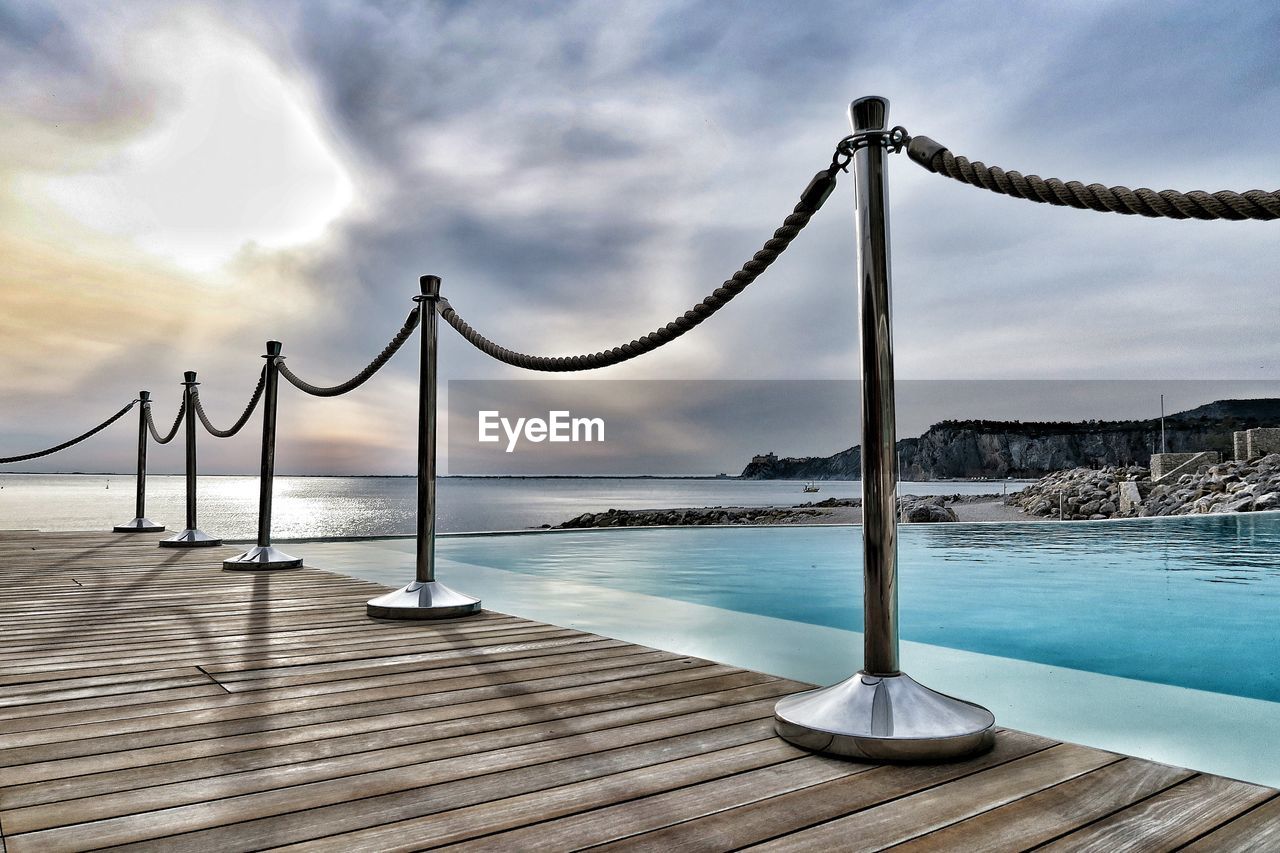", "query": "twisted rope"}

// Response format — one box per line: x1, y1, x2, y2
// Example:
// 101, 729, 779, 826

906, 135, 1280, 221
278, 307, 422, 397
437, 167, 841, 371
192, 366, 266, 438
146, 400, 185, 445
0, 400, 137, 464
